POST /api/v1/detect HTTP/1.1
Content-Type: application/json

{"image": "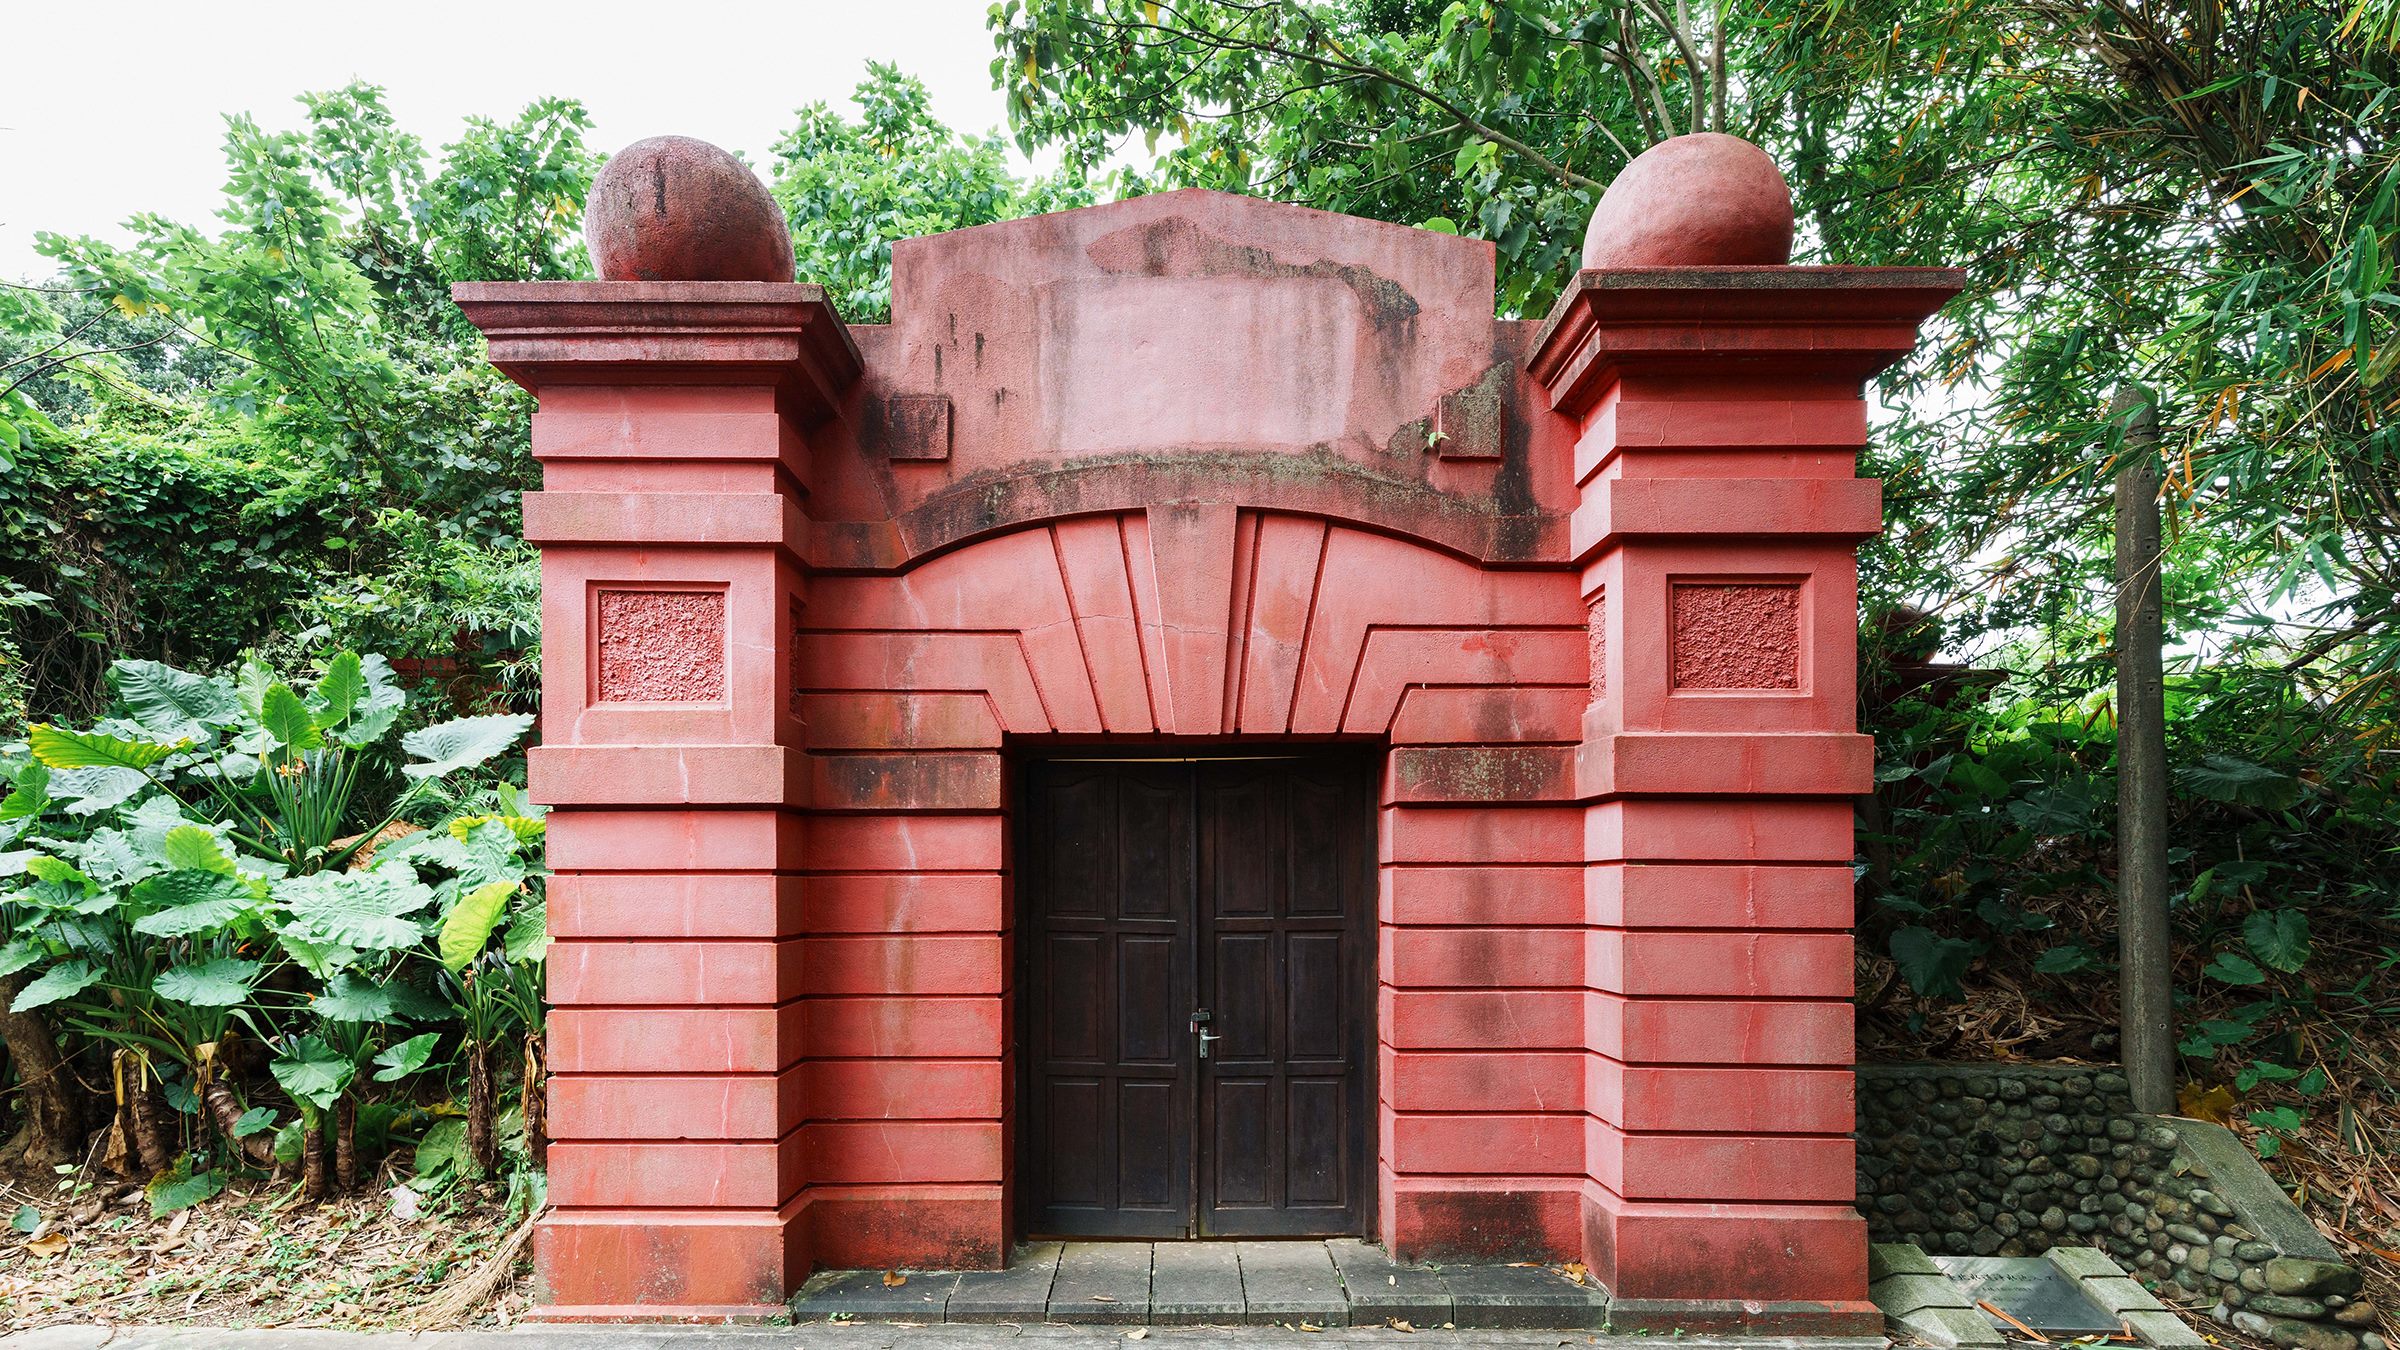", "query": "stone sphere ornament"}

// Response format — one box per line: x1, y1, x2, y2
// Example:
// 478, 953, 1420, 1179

1581, 132, 1796, 269
584, 135, 796, 283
